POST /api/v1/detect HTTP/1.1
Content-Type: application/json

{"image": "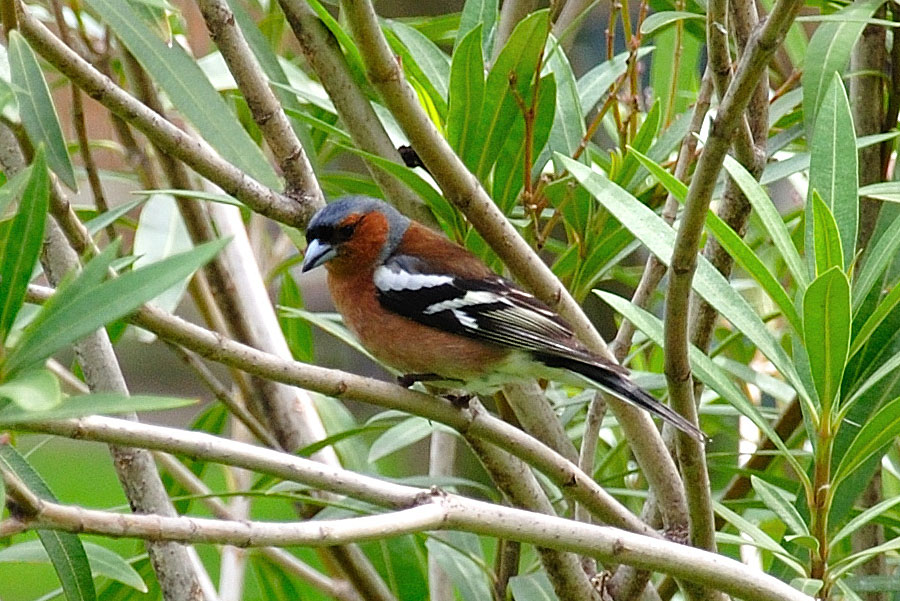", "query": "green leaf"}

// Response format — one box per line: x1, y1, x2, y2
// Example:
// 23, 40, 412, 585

853, 210, 900, 313
724, 155, 809, 289
278, 272, 314, 363
562, 156, 811, 403
0, 541, 147, 592
807, 74, 858, 271
850, 282, 900, 358
83, 0, 279, 188
714, 502, 807, 575
0, 368, 61, 411
834, 394, 900, 488
830, 494, 900, 549
598, 291, 810, 483
473, 10, 549, 179
368, 416, 438, 463
0, 148, 48, 345
640, 11, 705, 35
132, 194, 193, 314
615, 100, 660, 187
455, 0, 497, 55
801, 0, 884, 136
811, 190, 844, 275
841, 348, 900, 419
751, 476, 809, 537
508, 572, 559, 601
278, 308, 381, 365
4, 238, 228, 376
387, 21, 450, 114
426, 532, 493, 601
0, 393, 194, 425
545, 38, 585, 158
447, 26, 485, 170
493, 74, 556, 213
803, 266, 851, 411
7, 33, 77, 190
0, 165, 34, 218
0, 444, 97, 601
